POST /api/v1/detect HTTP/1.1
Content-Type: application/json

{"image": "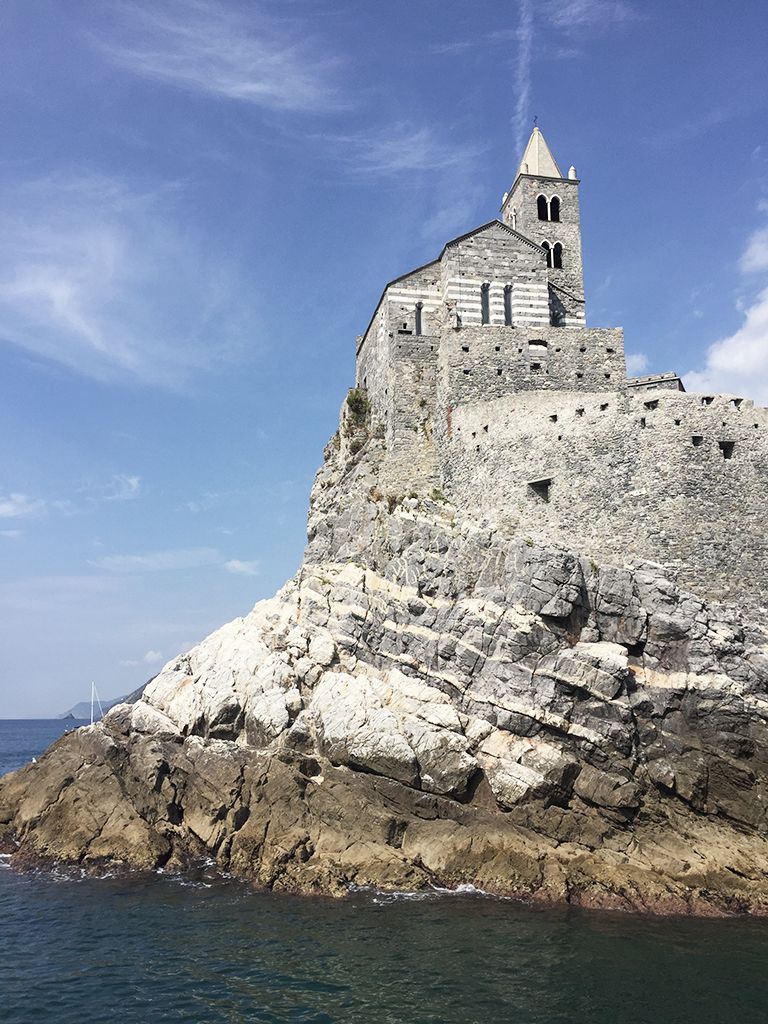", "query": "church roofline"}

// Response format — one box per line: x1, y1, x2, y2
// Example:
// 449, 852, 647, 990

357, 221, 546, 354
